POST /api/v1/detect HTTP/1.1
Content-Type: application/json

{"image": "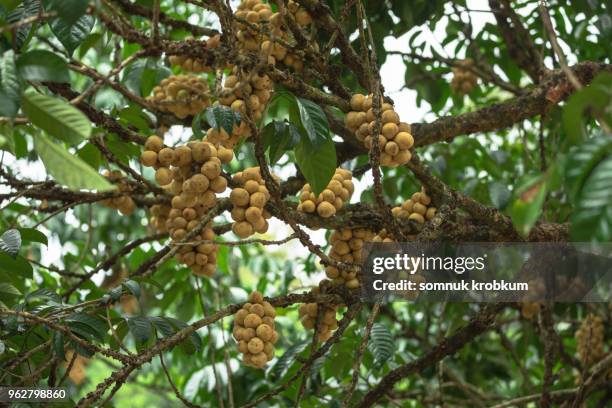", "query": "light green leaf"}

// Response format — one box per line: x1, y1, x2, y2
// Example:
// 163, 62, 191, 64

509, 176, 547, 237
33, 132, 114, 191
23, 92, 91, 145
0, 50, 21, 118
16, 50, 69, 83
